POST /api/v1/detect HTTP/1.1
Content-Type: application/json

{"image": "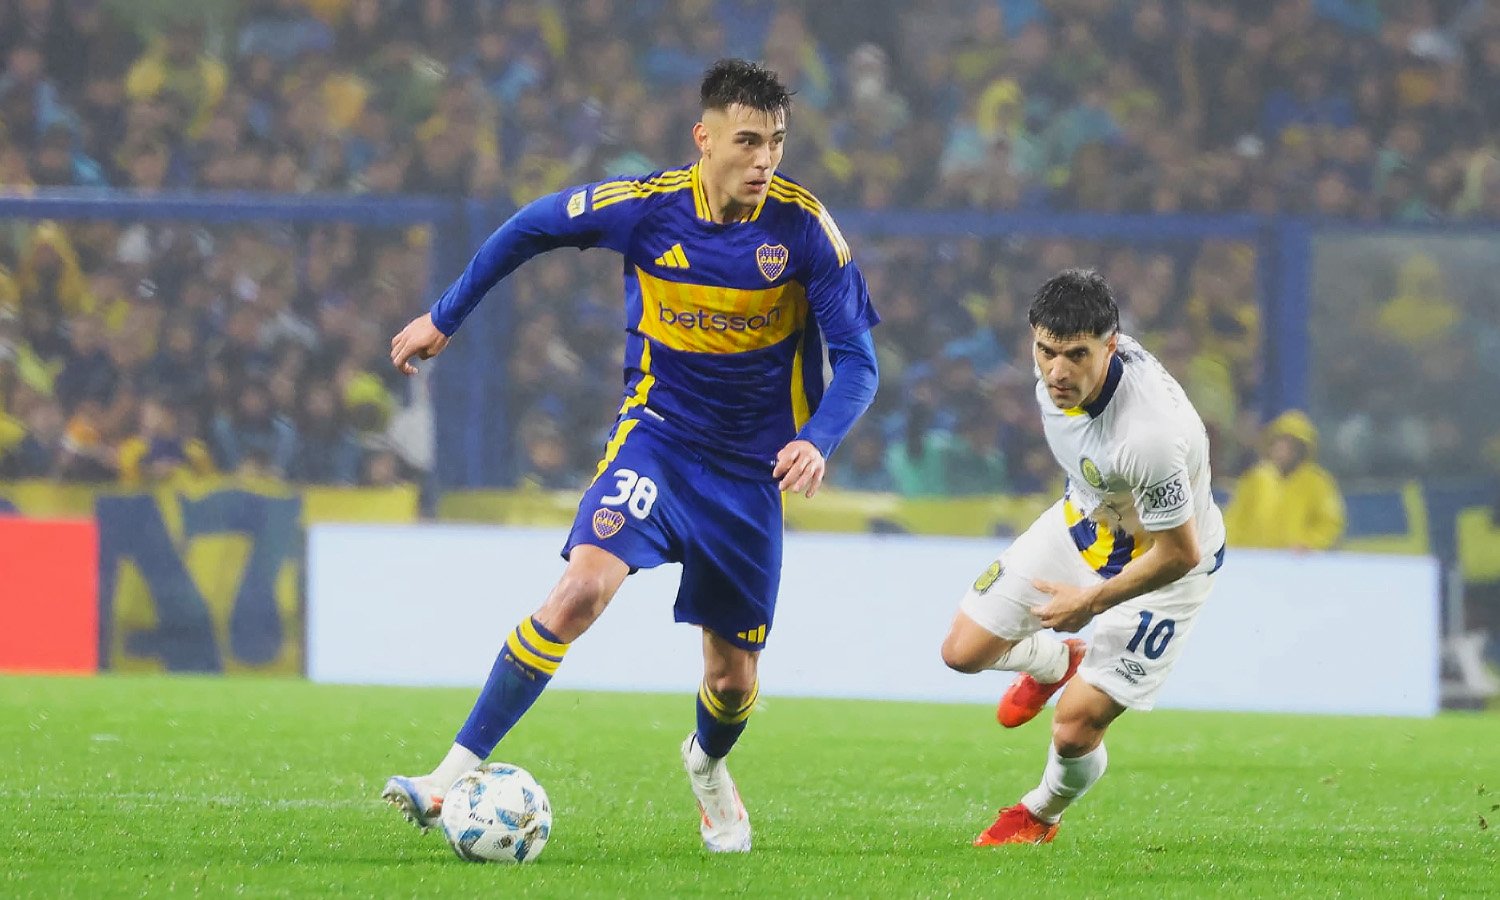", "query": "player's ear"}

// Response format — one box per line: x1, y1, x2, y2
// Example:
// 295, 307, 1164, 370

692, 120, 710, 157
1105, 331, 1118, 354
